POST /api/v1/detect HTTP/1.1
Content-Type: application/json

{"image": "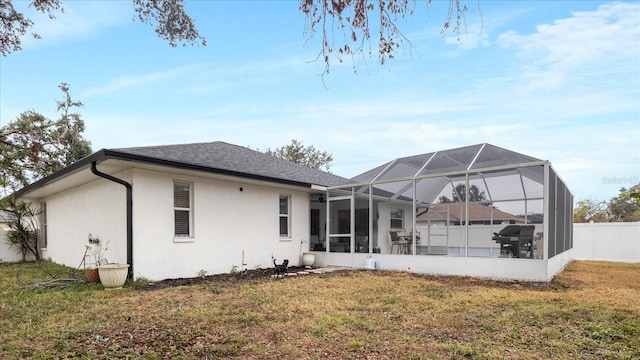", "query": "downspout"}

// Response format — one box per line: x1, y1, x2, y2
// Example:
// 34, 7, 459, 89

91, 161, 133, 279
